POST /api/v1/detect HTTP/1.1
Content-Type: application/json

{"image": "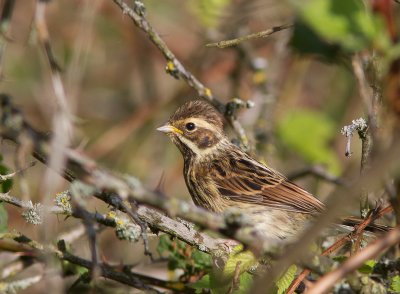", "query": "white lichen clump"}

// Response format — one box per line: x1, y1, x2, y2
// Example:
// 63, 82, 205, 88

22, 202, 43, 225
55, 191, 73, 215
340, 118, 368, 157
107, 211, 141, 243
341, 118, 367, 137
